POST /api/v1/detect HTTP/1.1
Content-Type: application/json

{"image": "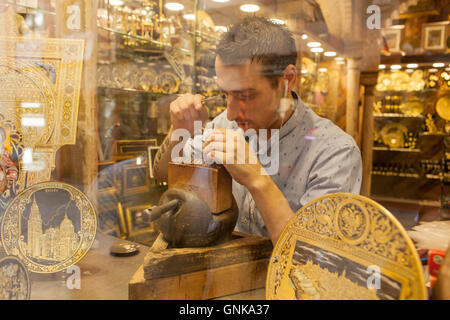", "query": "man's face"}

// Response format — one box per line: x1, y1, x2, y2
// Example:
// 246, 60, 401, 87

215, 56, 283, 132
